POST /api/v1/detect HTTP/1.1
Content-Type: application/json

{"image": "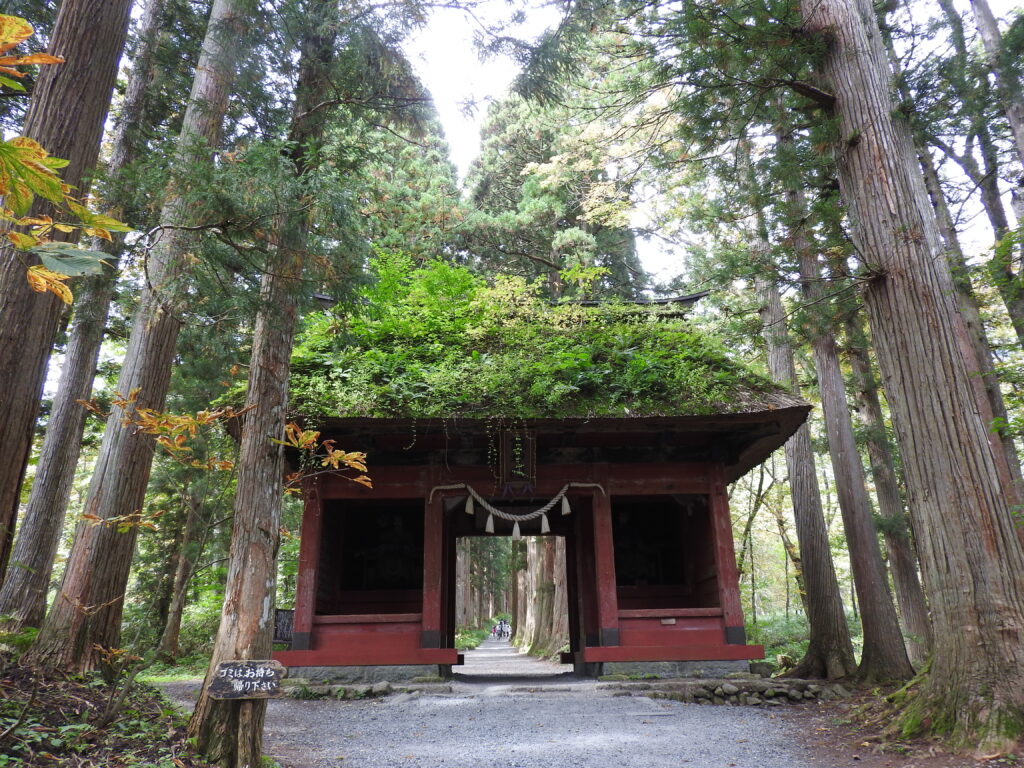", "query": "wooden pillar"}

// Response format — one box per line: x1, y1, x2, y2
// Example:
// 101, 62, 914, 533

421, 480, 444, 648
292, 477, 322, 651
591, 469, 619, 646
709, 464, 746, 644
